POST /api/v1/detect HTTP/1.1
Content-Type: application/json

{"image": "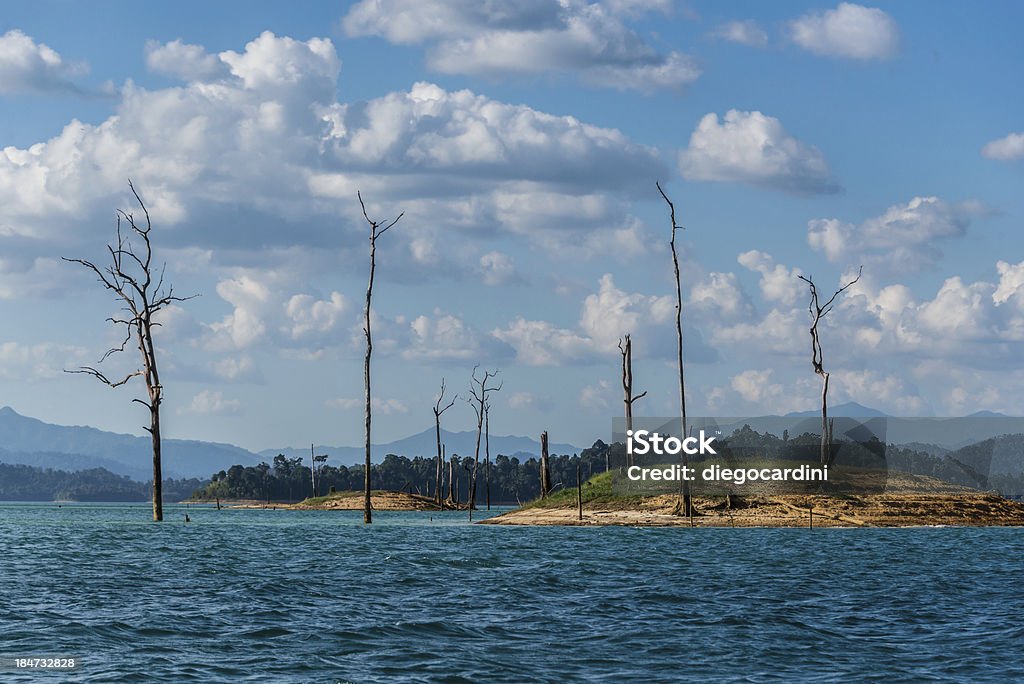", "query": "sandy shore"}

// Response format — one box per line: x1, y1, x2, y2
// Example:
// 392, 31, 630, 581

479, 491, 1024, 527
190, 491, 465, 511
